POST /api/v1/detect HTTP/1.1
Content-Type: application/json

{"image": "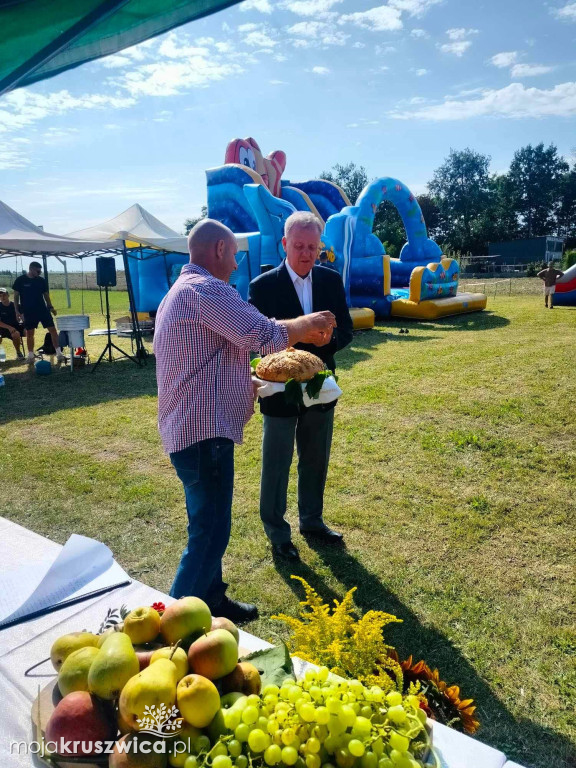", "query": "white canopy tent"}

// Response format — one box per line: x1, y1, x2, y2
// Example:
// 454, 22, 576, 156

67, 202, 250, 253
66, 203, 189, 253
0, 199, 122, 257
